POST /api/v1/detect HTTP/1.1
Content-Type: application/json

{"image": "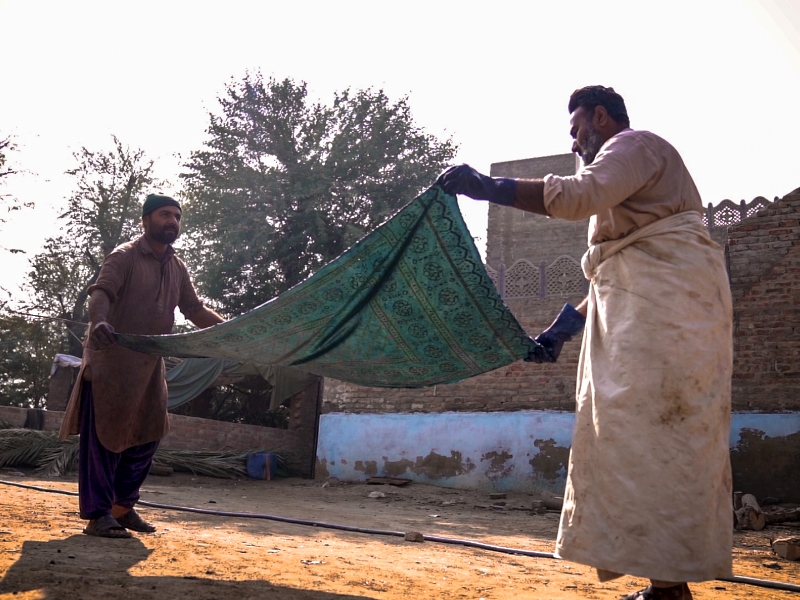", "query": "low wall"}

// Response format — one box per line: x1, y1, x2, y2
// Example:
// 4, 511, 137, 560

0, 406, 64, 431
0, 393, 319, 477
316, 410, 800, 502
